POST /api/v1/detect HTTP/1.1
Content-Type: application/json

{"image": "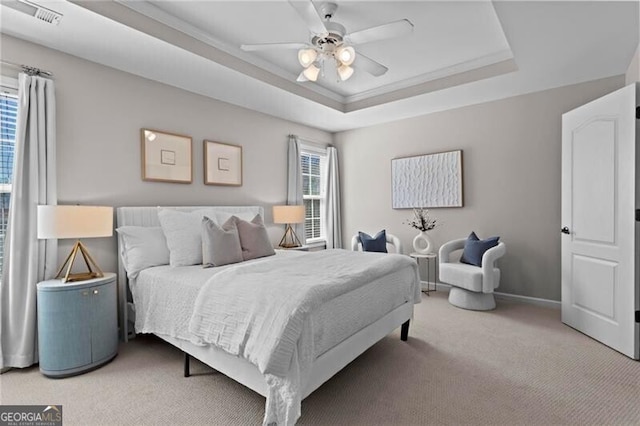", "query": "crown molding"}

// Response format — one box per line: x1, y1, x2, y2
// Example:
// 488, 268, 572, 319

70, 0, 345, 112
345, 49, 514, 104
114, 0, 345, 105
345, 58, 518, 113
